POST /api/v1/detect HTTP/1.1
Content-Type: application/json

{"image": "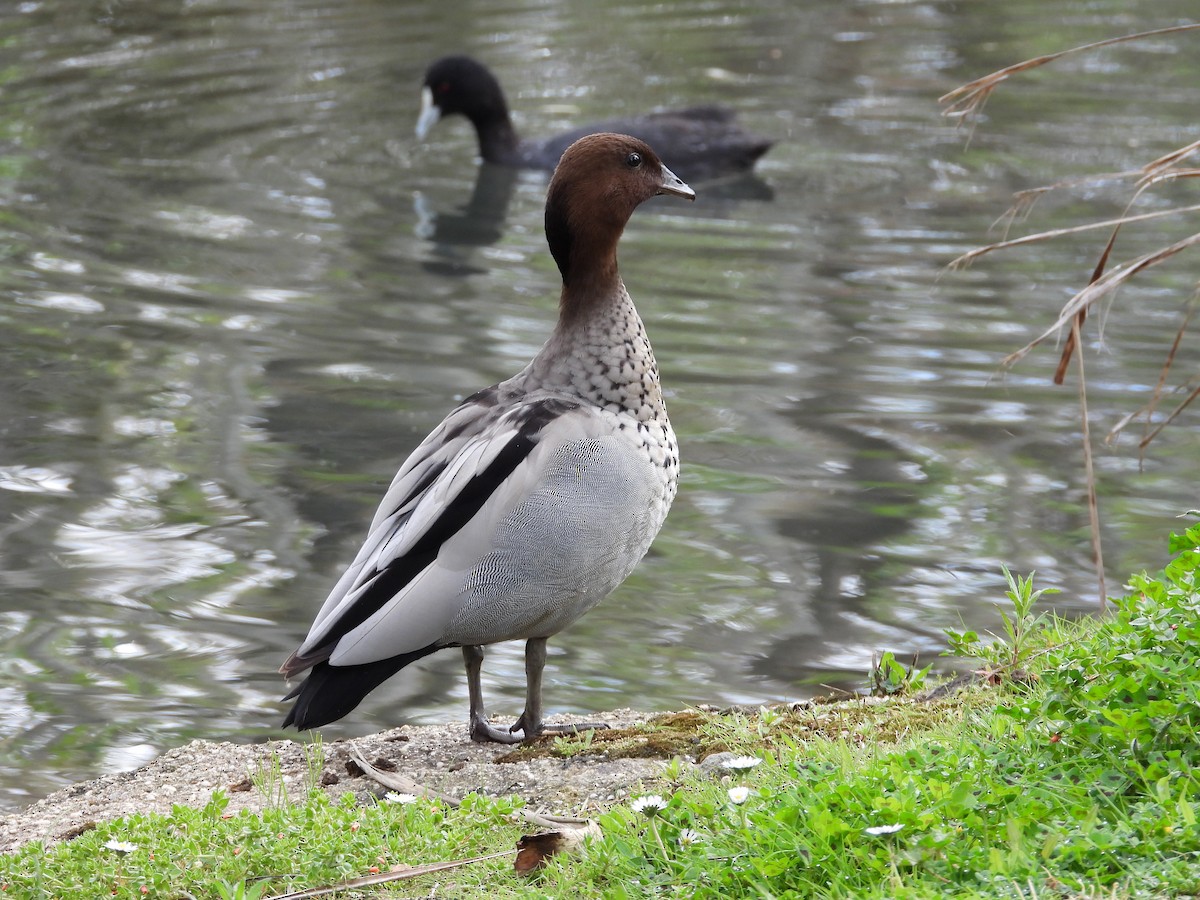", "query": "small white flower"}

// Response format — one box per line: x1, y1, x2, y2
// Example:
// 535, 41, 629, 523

722, 755, 762, 772
864, 823, 904, 836
727, 786, 752, 804
678, 828, 702, 846
384, 791, 419, 804
103, 839, 138, 854
630, 794, 668, 815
